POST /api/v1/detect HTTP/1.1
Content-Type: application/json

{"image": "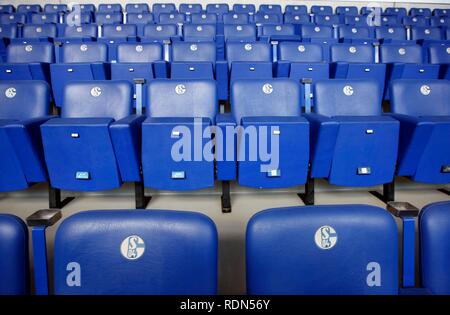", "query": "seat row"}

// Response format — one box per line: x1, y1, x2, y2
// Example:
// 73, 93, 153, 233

1, 3, 448, 18
1, 78, 449, 211
1, 201, 450, 294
